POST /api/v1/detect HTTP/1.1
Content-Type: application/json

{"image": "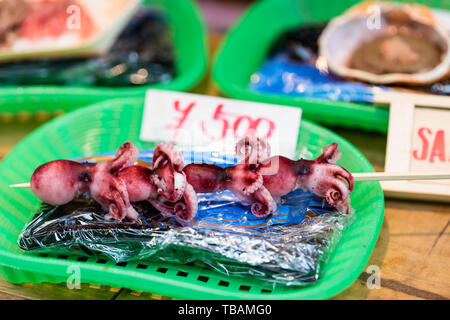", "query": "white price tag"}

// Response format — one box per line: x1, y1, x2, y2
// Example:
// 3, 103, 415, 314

376, 92, 450, 201
140, 90, 302, 158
